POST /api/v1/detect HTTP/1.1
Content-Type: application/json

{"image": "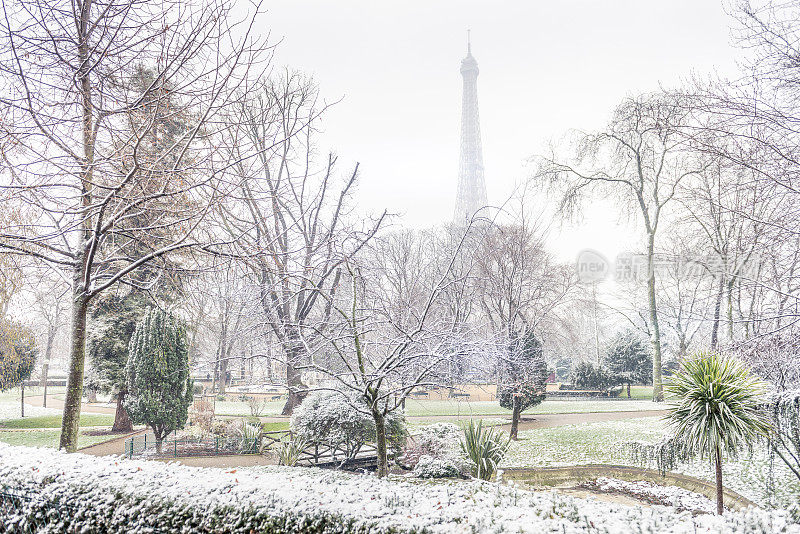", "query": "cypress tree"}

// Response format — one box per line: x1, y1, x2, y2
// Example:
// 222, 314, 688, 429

124, 308, 193, 453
